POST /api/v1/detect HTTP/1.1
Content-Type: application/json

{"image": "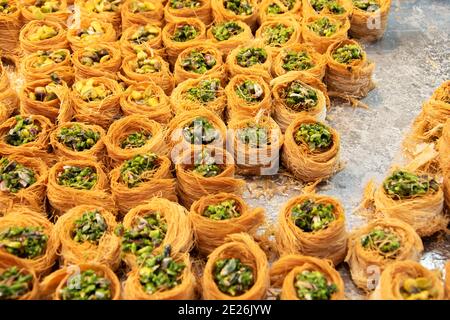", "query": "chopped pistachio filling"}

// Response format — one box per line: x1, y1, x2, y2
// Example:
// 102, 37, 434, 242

72, 209, 107, 244
57, 124, 100, 152
400, 277, 439, 300
0, 158, 36, 193
139, 245, 185, 294
236, 48, 267, 67
5, 116, 41, 146
84, 0, 121, 13
76, 21, 105, 39
120, 131, 152, 149
182, 117, 218, 145
353, 0, 380, 12
134, 50, 161, 74
361, 227, 401, 257
310, 0, 345, 14
237, 123, 269, 148
120, 153, 159, 188
169, 0, 200, 9
79, 48, 111, 66
32, 50, 67, 68
203, 199, 241, 220
0, 226, 47, 259
181, 50, 216, 74
74, 79, 112, 102
294, 123, 332, 151
130, 88, 159, 107
186, 79, 220, 103
0, 0, 17, 14
267, 0, 296, 14
129, 0, 156, 12
262, 23, 294, 46
332, 44, 363, 64
224, 0, 253, 15
129, 25, 159, 44
211, 21, 244, 41
383, 170, 439, 199
60, 270, 112, 300
28, 84, 58, 102
214, 258, 254, 296
192, 150, 223, 177
0, 266, 33, 300
291, 199, 335, 232
57, 166, 98, 190
121, 213, 167, 257
28, 25, 57, 41
28, 0, 61, 15
281, 80, 318, 112
282, 50, 315, 72
307, 17, 339, 37
235, 80, 264, 102
295, 270, 337, 300
171, 24, 198, 42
